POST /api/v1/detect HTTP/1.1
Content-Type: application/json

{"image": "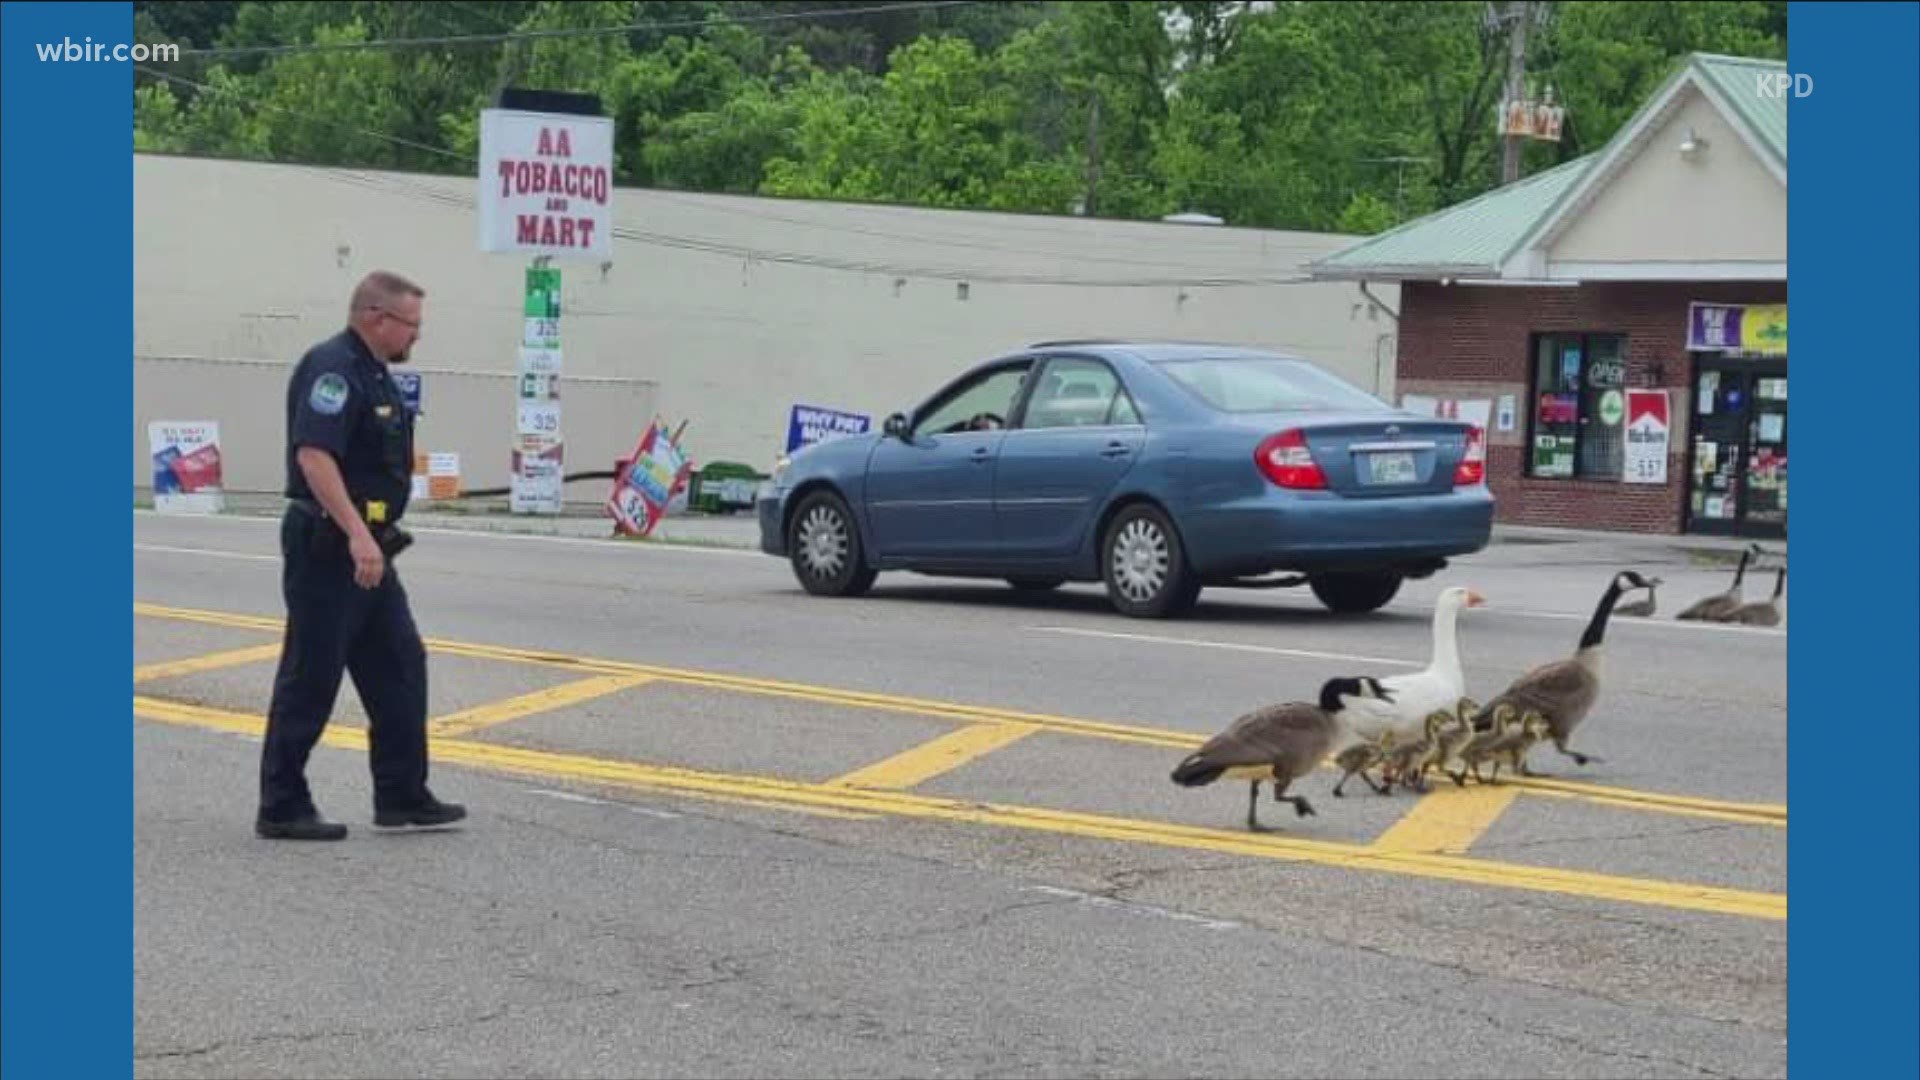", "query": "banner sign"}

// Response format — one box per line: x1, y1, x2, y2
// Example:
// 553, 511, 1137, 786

149, 421, 226, 514
1624, 389, 1671, 485
786, 404, 873, 454
478, 110, 614, 259
1688, 302, 1788, 354
392, 371, 423, 416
